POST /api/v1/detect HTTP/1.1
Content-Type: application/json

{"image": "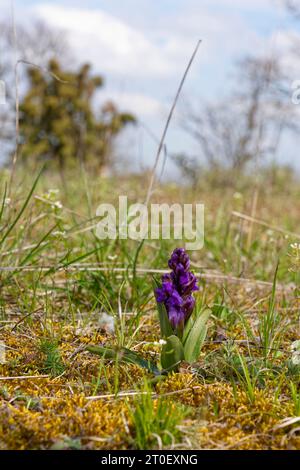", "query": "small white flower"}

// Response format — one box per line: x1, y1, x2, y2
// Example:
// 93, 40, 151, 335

51, 201, 63, 210
290, 340, 300, 366
152, 339, 167, 346
52, 231, 67, 240
290, 243, 300, 250
292, 353, 300, 366
98, 312, 115, 334
291, 340, 300, 352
